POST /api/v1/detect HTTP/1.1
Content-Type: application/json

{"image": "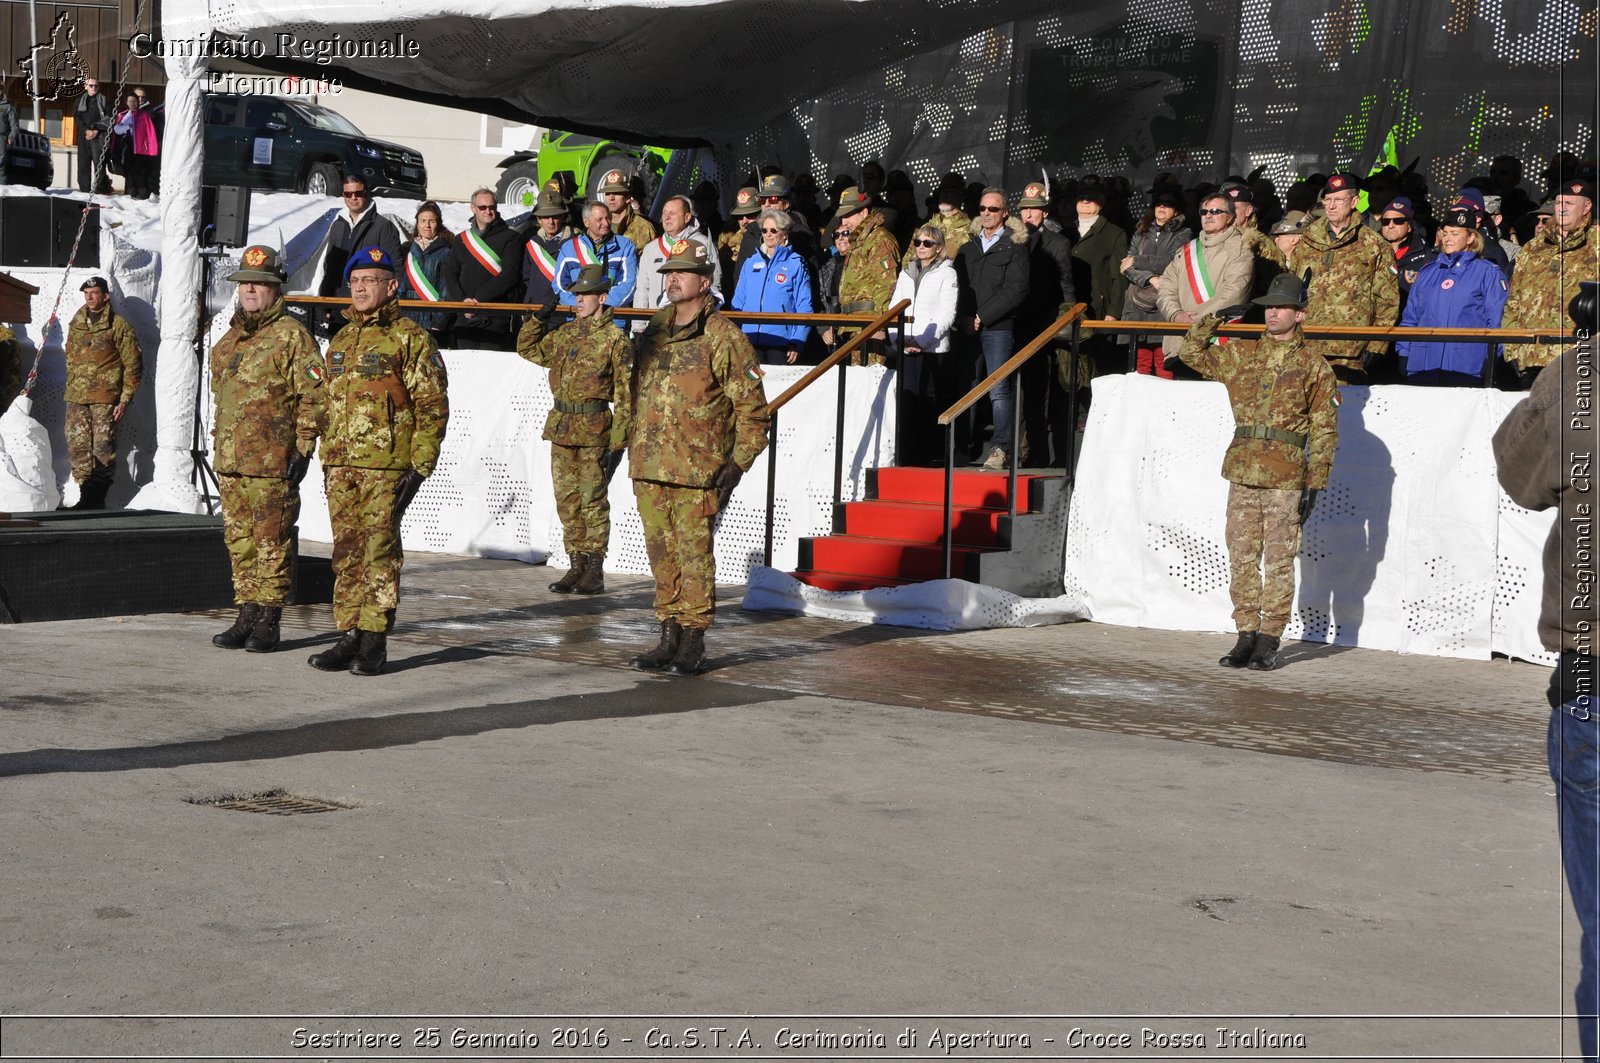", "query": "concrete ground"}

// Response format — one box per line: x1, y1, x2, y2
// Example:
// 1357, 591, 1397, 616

0, 546, 1578, 1061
